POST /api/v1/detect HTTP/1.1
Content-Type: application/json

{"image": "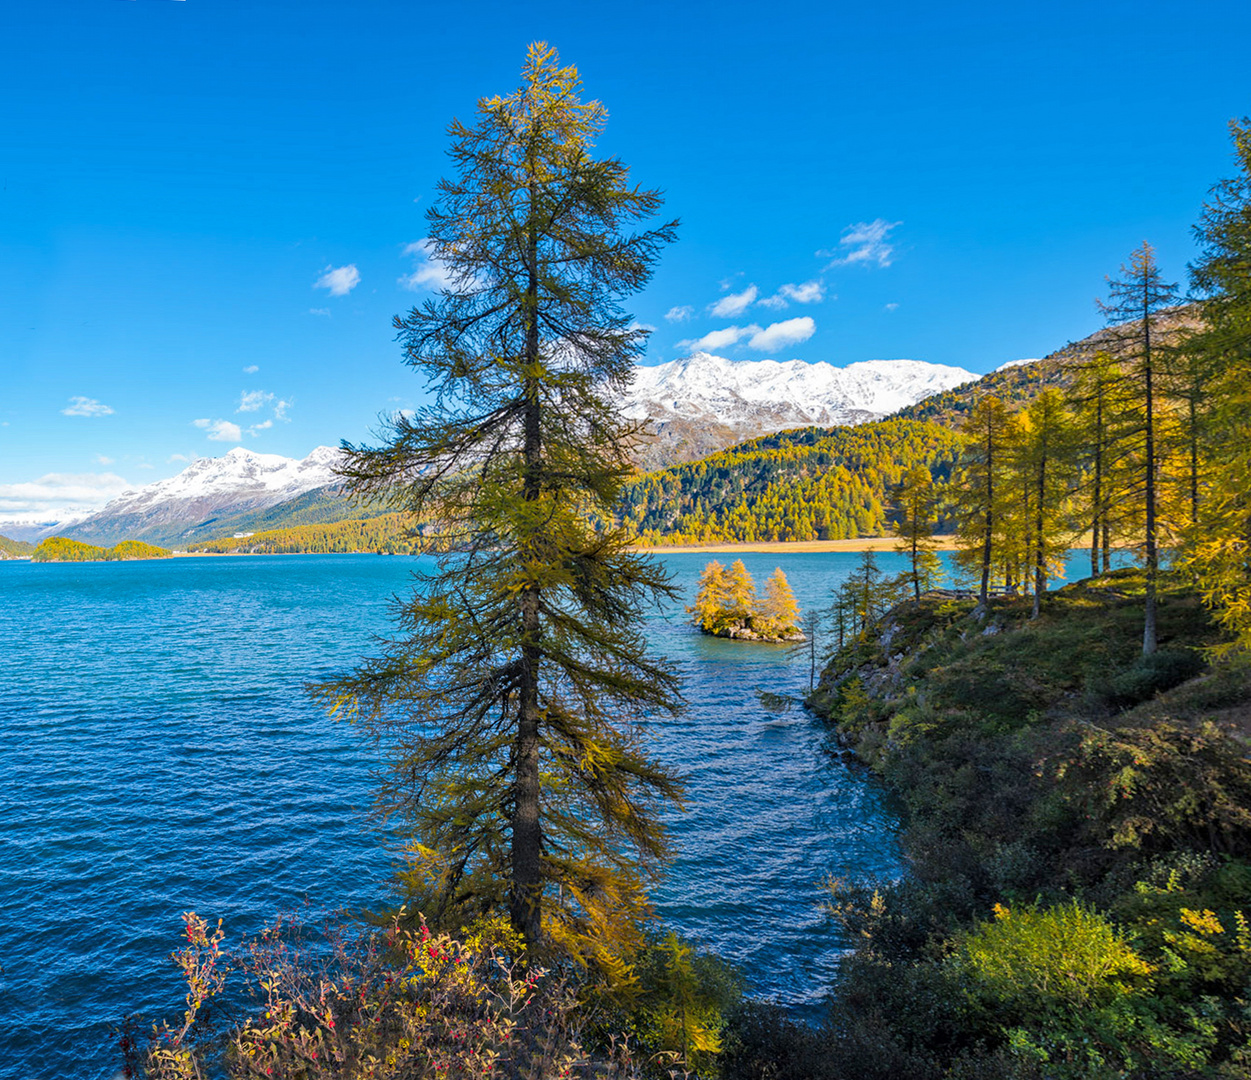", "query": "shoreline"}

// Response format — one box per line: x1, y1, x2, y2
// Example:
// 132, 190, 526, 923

634, 536, 958, 554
